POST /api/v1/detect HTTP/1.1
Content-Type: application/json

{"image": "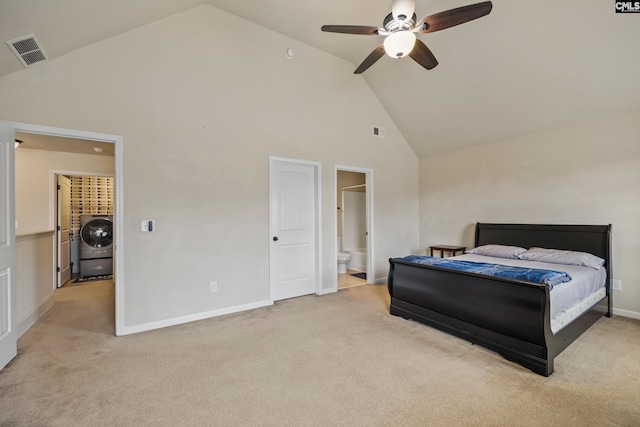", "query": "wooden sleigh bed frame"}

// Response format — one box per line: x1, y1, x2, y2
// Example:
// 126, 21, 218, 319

388, 223, 612, 376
